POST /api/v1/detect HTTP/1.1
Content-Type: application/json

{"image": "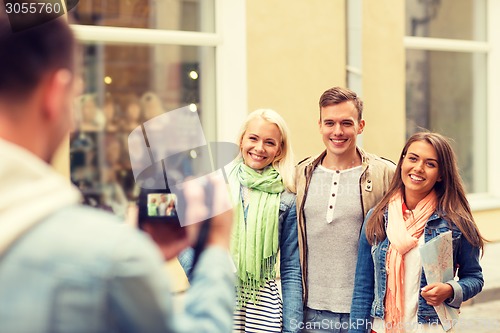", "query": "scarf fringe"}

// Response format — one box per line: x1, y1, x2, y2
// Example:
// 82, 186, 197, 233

236, 255, 277, 307
228, 160, 283, 308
